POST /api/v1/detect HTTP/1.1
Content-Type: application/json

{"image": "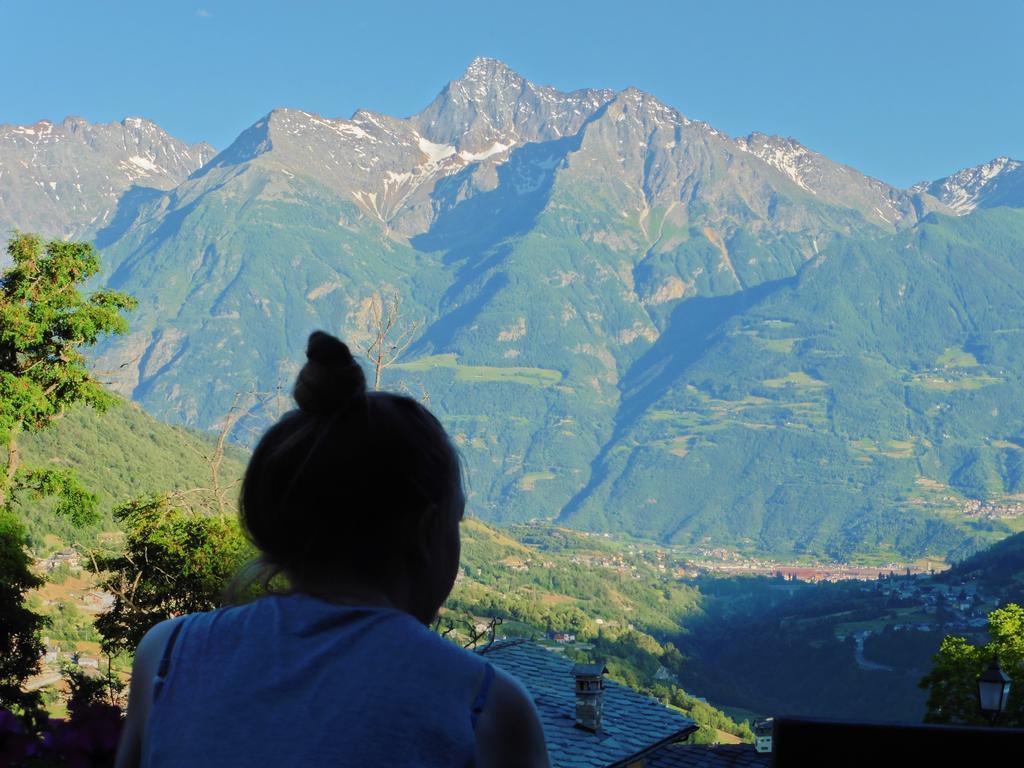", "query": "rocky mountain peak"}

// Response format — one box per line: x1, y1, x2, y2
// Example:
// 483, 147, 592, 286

737, 133, 822, 192
208, 107, 416, 171
458, 57, 523, 92
413, 59, 613, 152
914, 156, 1024, 215
603, 88, 710, 142
0, 115, 214, 241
